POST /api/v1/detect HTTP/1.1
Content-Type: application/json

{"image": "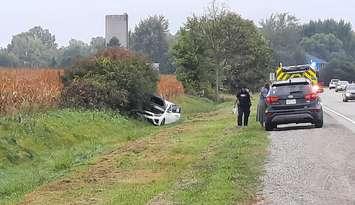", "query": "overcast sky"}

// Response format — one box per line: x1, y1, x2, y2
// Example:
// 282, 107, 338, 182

1, 0, 354, 47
